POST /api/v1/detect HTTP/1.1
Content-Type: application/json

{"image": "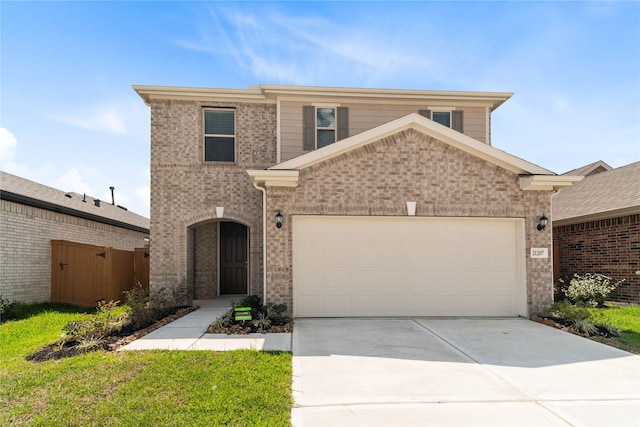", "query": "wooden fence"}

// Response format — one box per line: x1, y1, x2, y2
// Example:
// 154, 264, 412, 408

51, 240, 149, 307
